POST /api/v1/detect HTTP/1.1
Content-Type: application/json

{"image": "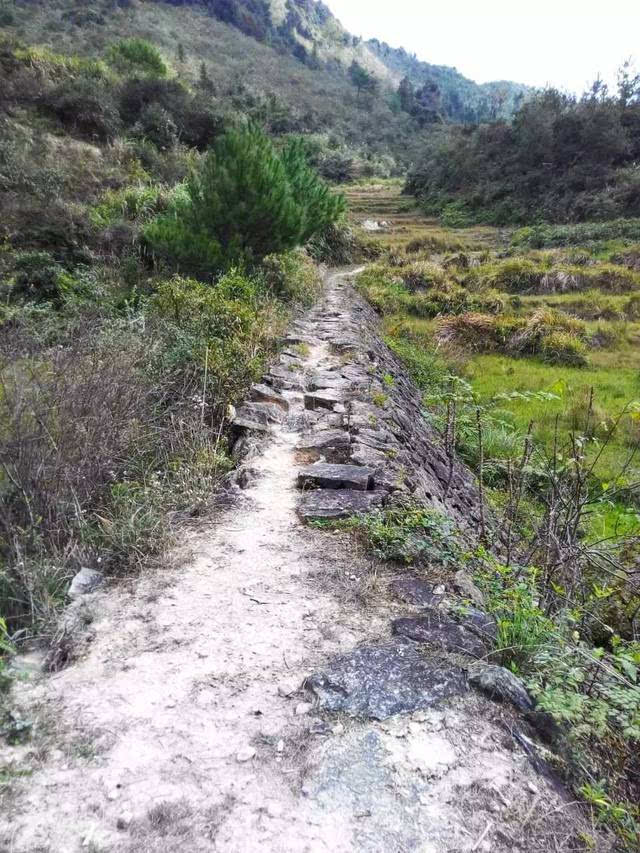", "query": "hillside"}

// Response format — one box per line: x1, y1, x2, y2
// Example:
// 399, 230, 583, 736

3, 0, 529, 153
